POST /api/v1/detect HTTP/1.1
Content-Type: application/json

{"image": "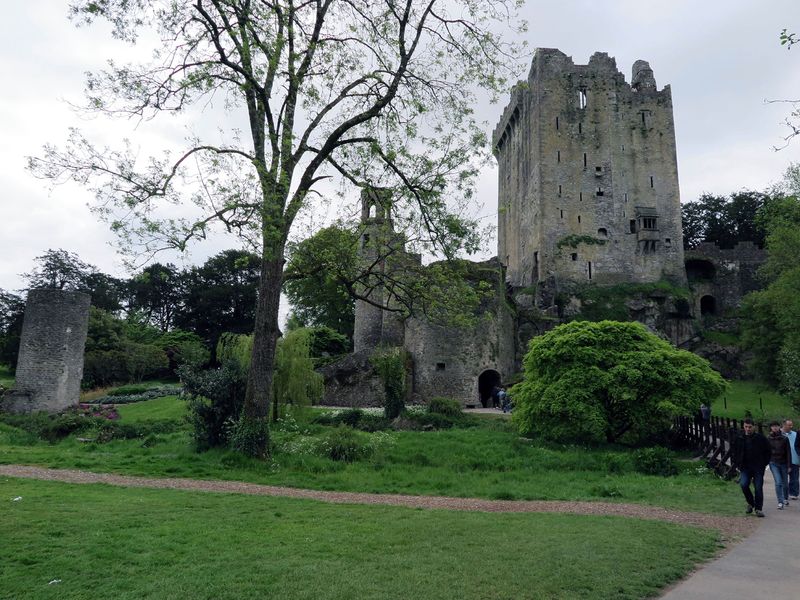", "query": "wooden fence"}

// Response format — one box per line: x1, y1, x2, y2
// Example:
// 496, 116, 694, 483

672, 415, 766, 479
